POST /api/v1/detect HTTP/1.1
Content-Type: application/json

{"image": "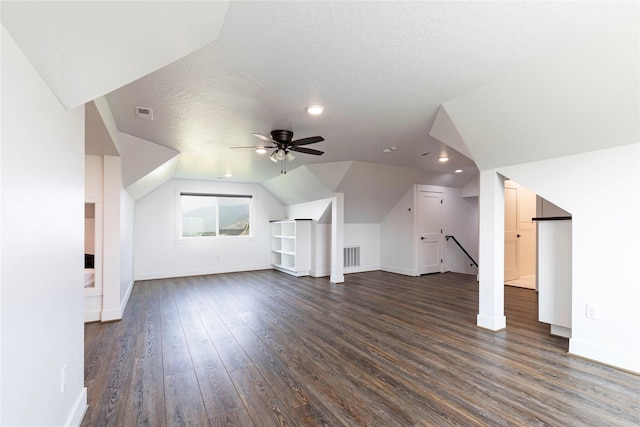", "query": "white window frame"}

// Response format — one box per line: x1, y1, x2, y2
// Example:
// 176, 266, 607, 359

177, 192, 253, 239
